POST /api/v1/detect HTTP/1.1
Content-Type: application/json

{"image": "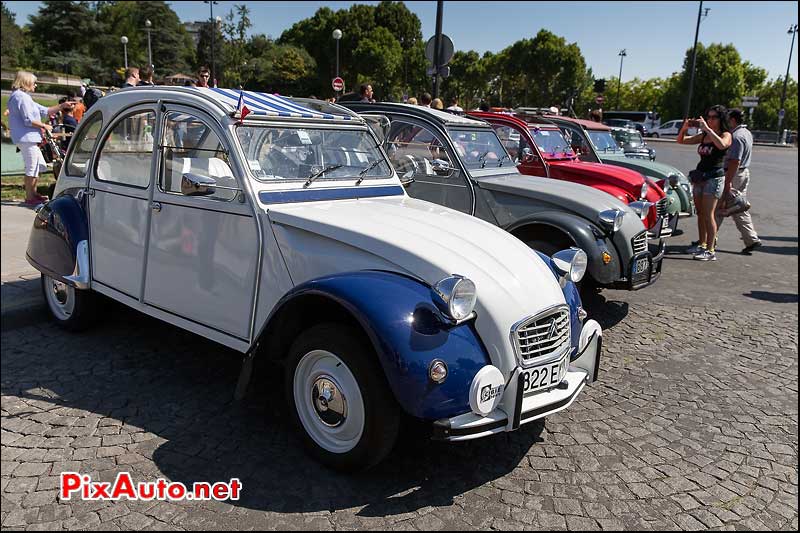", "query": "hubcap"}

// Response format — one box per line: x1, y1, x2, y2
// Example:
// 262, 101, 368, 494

293, 350, 365, 454
312, 376, 348, 427
44, 275, 74, 321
